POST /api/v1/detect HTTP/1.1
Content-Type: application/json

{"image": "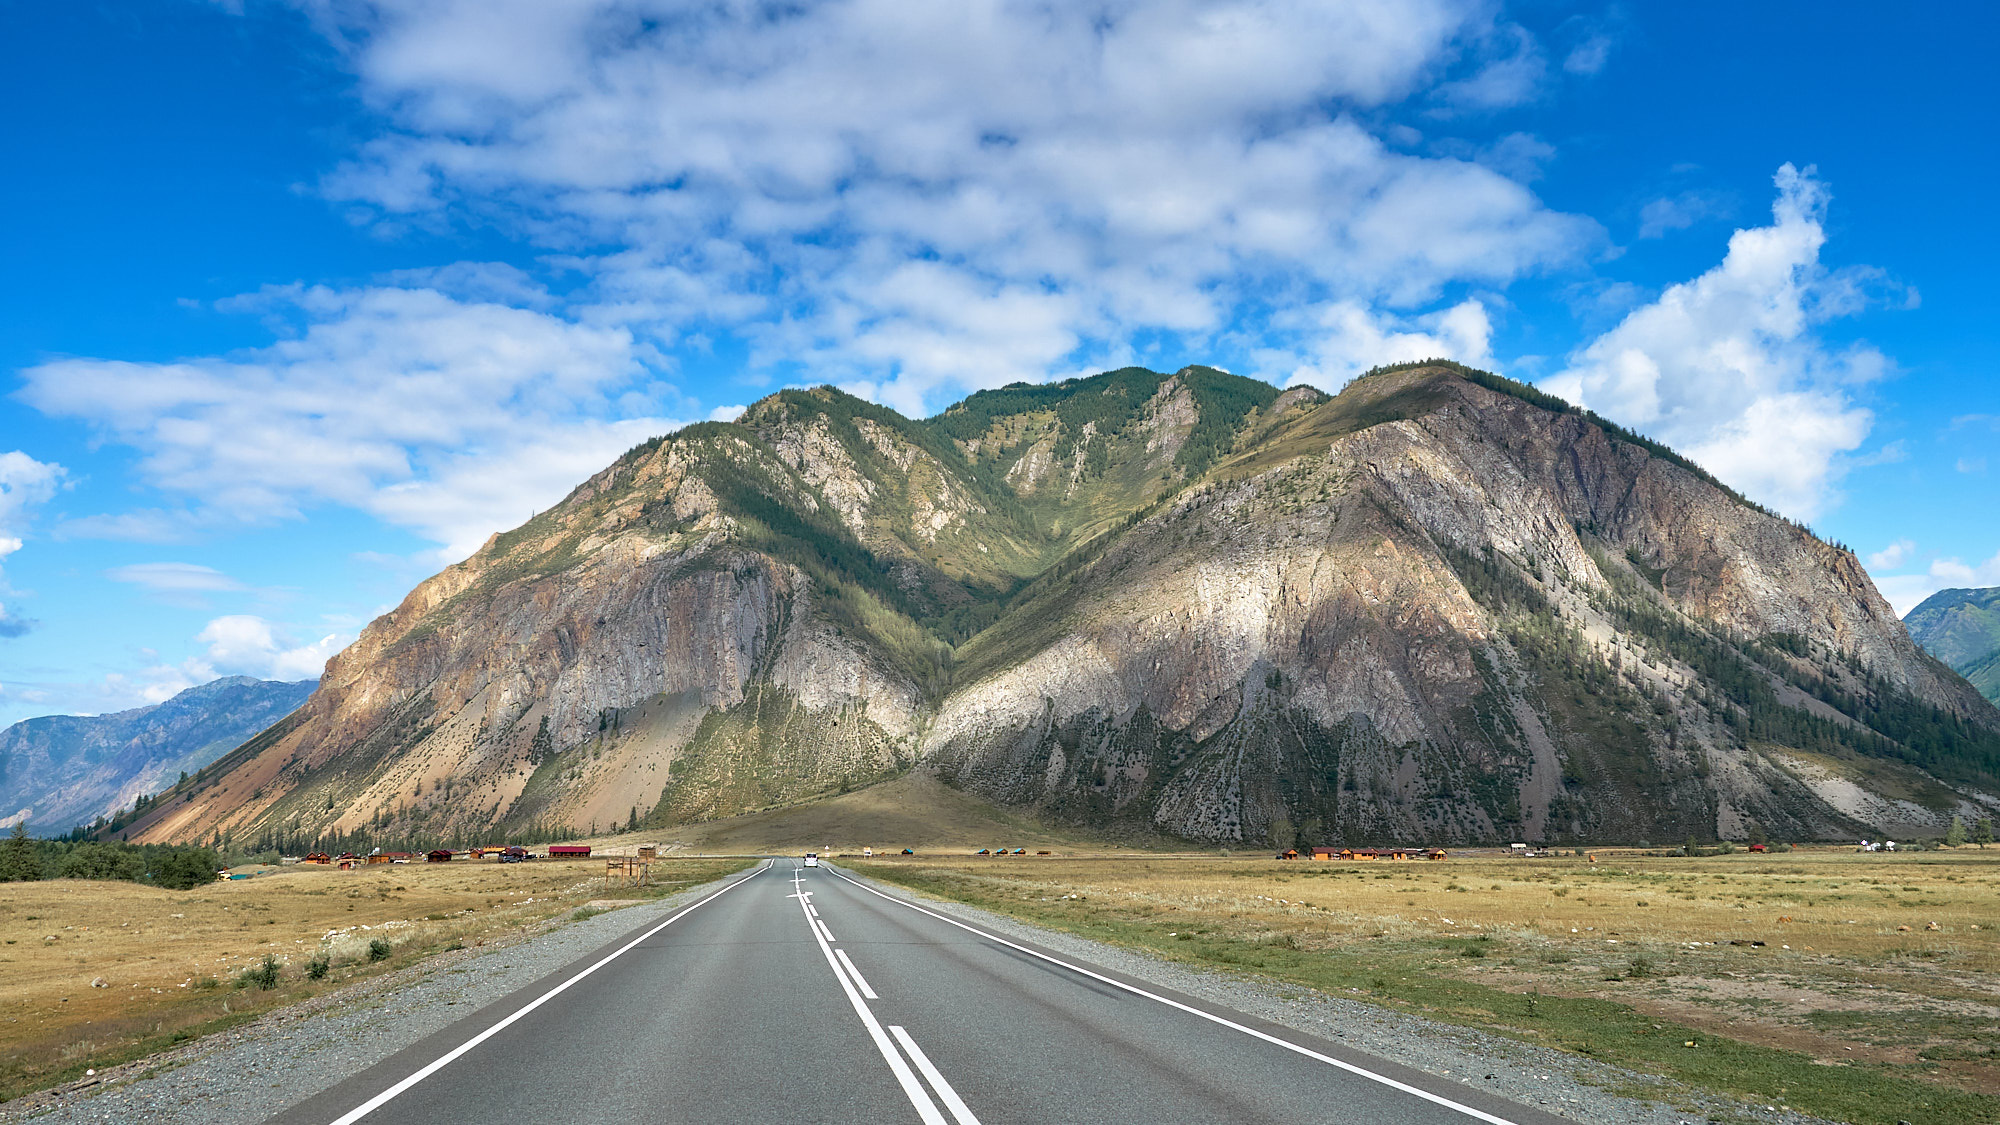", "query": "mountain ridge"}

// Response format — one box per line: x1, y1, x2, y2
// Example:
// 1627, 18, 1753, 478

1905, 587, 2000, 705
0, 677, 316, 834
106, 363, 2000, 850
